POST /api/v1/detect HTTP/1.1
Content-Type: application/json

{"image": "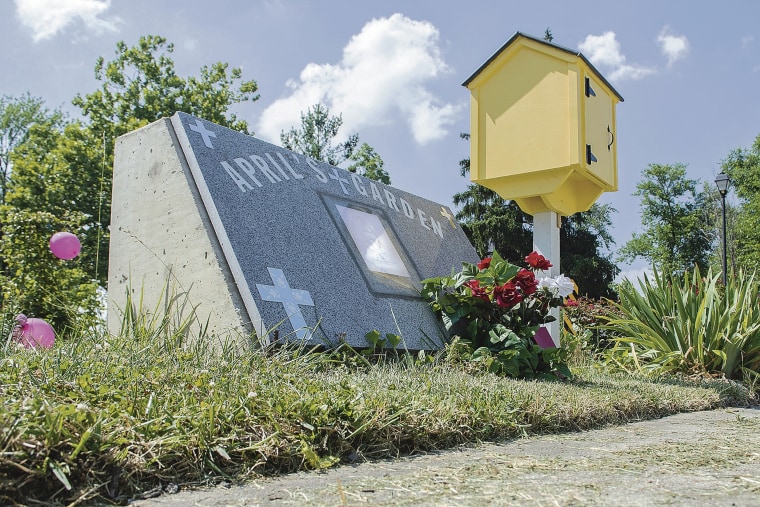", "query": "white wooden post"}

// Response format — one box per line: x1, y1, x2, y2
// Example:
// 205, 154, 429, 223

532, 211, 561, 346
